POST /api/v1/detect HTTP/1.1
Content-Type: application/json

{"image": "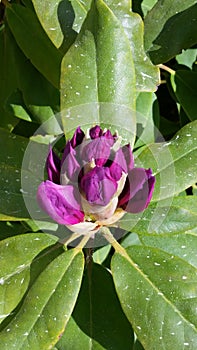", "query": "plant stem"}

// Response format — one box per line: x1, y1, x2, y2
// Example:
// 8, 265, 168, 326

158, 64, 175, 75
